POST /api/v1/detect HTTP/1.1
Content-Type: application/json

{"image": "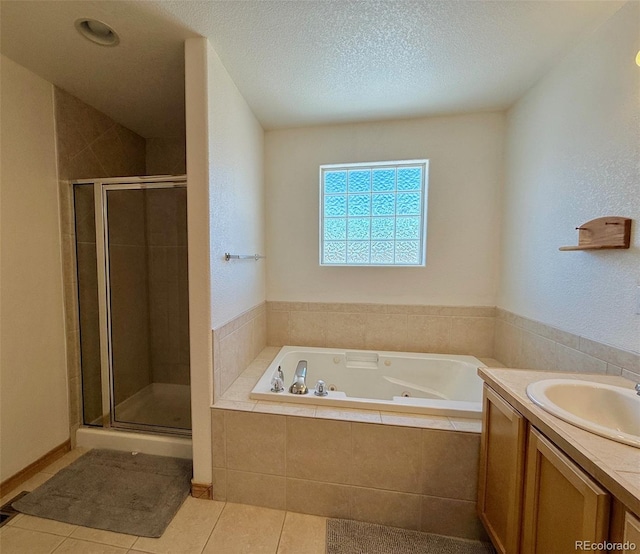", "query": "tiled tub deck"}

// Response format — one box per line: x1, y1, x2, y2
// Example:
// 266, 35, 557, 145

211, 347, 501, 540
